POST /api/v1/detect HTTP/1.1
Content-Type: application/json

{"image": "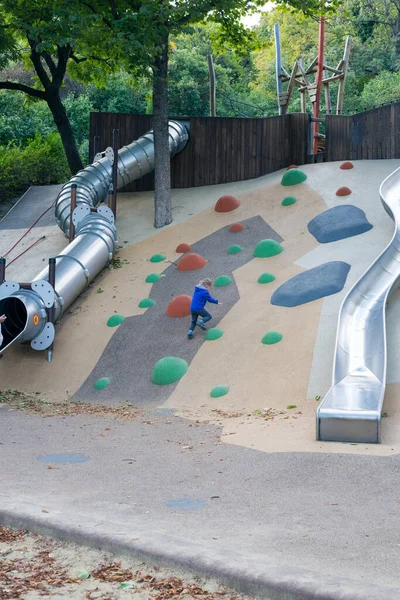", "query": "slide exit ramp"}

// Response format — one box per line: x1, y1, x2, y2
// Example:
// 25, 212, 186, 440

0, 121, 189, 356
317, 166, 400, 444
